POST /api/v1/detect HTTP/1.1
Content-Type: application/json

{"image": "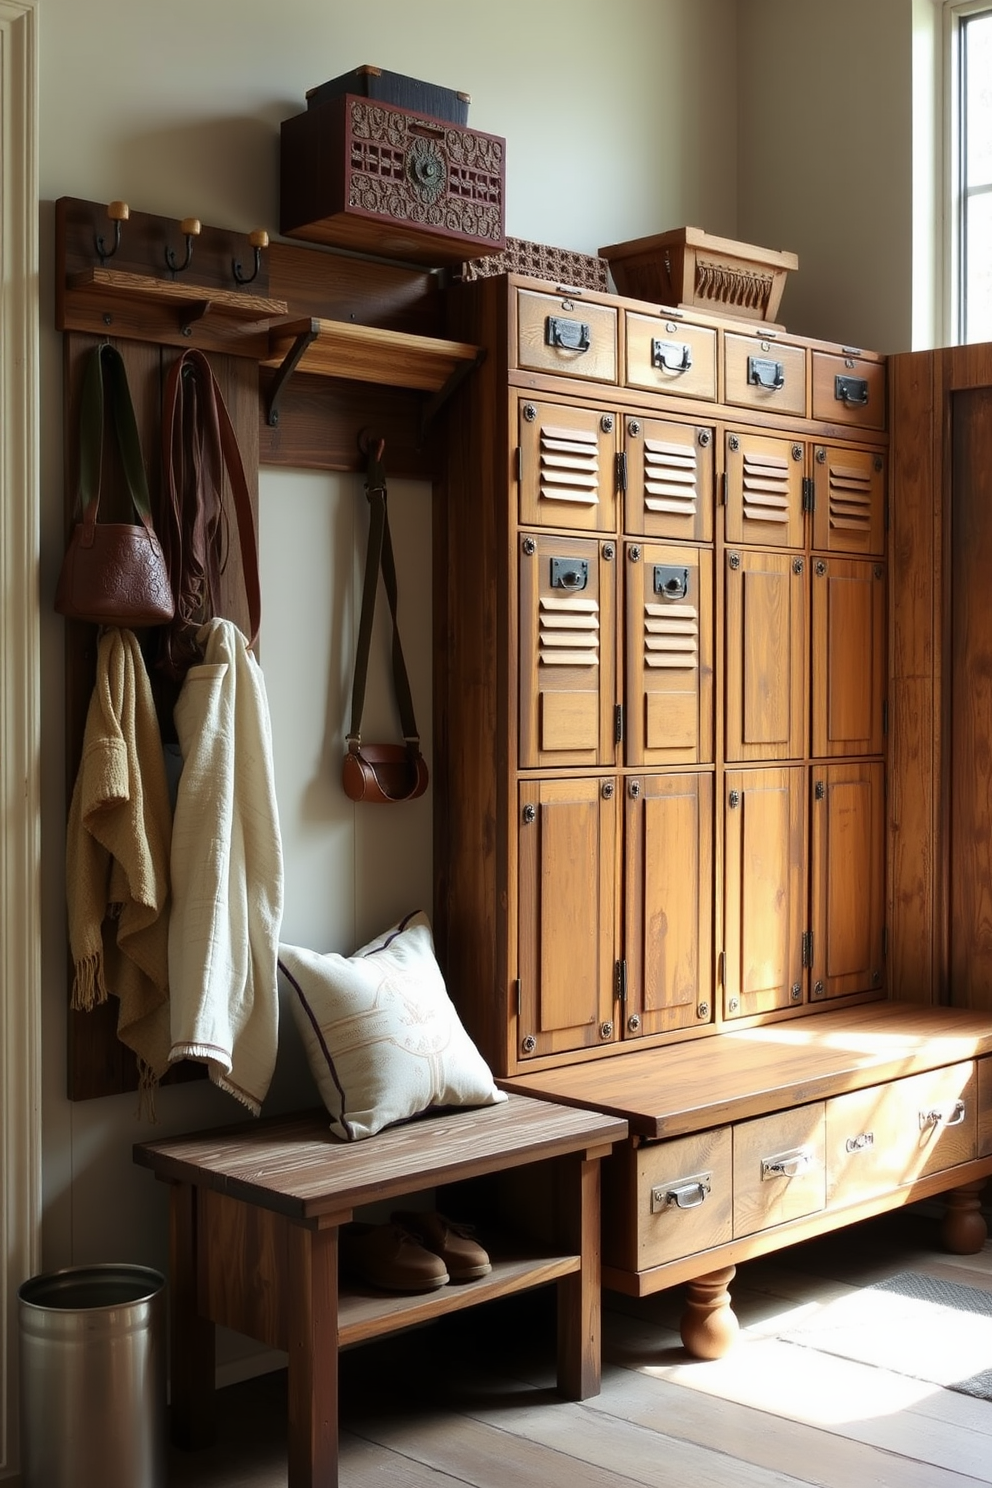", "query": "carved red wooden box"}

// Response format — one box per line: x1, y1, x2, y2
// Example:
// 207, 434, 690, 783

280, 94, 506, 268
